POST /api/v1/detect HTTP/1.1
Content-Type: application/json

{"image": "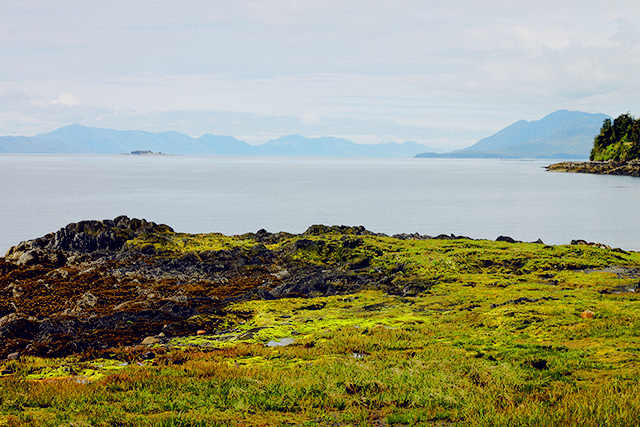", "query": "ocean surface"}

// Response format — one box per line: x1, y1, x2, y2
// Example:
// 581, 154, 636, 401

1, 154, 639, 253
